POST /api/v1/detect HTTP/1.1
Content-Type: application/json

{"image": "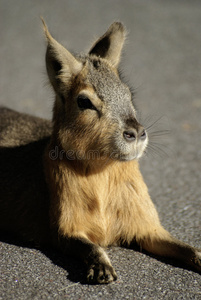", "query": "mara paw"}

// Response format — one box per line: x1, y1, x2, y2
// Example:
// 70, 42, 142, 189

87, 263, 117, 284
191, 250, 201, 273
